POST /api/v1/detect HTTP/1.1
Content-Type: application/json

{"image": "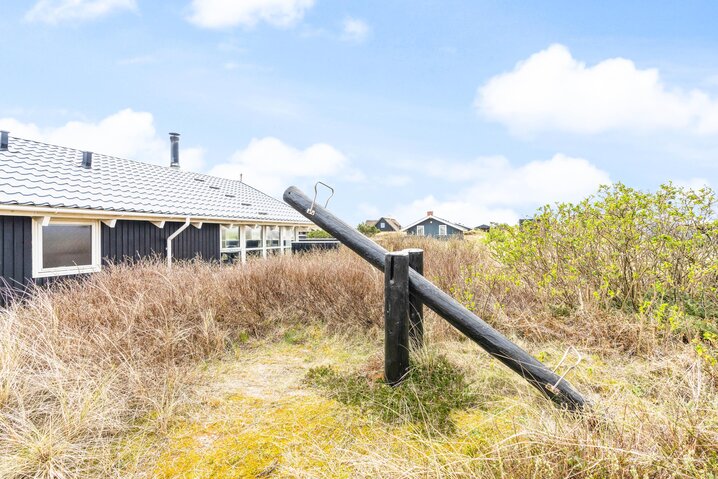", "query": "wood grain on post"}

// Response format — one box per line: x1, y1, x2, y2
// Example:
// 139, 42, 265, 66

405, 248, 424, 349
385, 252, 411, 385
